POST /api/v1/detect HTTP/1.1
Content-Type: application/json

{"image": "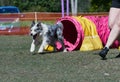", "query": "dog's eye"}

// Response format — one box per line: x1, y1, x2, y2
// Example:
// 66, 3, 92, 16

35, 28, 40, 31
